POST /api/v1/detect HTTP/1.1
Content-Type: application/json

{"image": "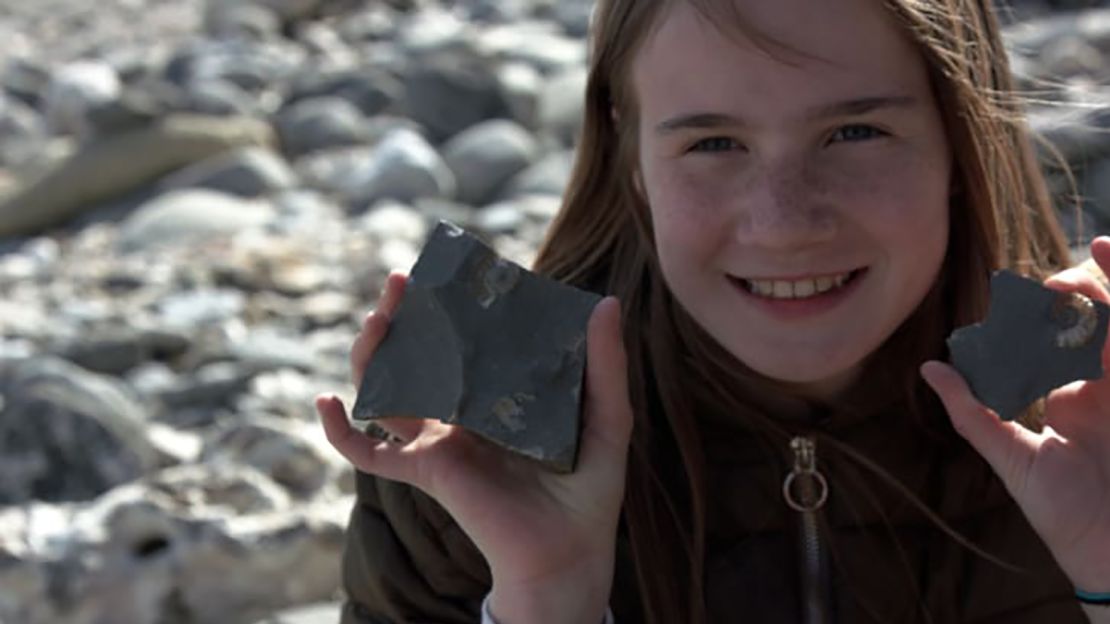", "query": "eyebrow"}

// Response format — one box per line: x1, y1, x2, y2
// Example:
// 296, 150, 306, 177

654, 95, 919, 135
